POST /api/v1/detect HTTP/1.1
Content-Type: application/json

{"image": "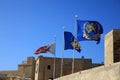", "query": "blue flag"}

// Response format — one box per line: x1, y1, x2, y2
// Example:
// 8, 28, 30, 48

64, 31, 81, 53
77, 20, 103, 44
